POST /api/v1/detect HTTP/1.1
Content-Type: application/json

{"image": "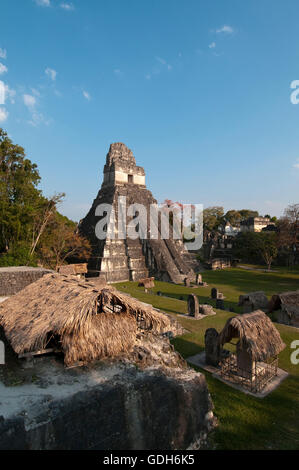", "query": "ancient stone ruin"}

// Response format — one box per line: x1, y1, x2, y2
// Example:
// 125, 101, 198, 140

205, 328, 221, 366
0, 273, 215, 450
0, 267, 52, 296
187, 295, 216, 319
188, 294, 199, 318
238, 291, 269, 313
211, 287, 224, 301
79, 143, 197, 283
